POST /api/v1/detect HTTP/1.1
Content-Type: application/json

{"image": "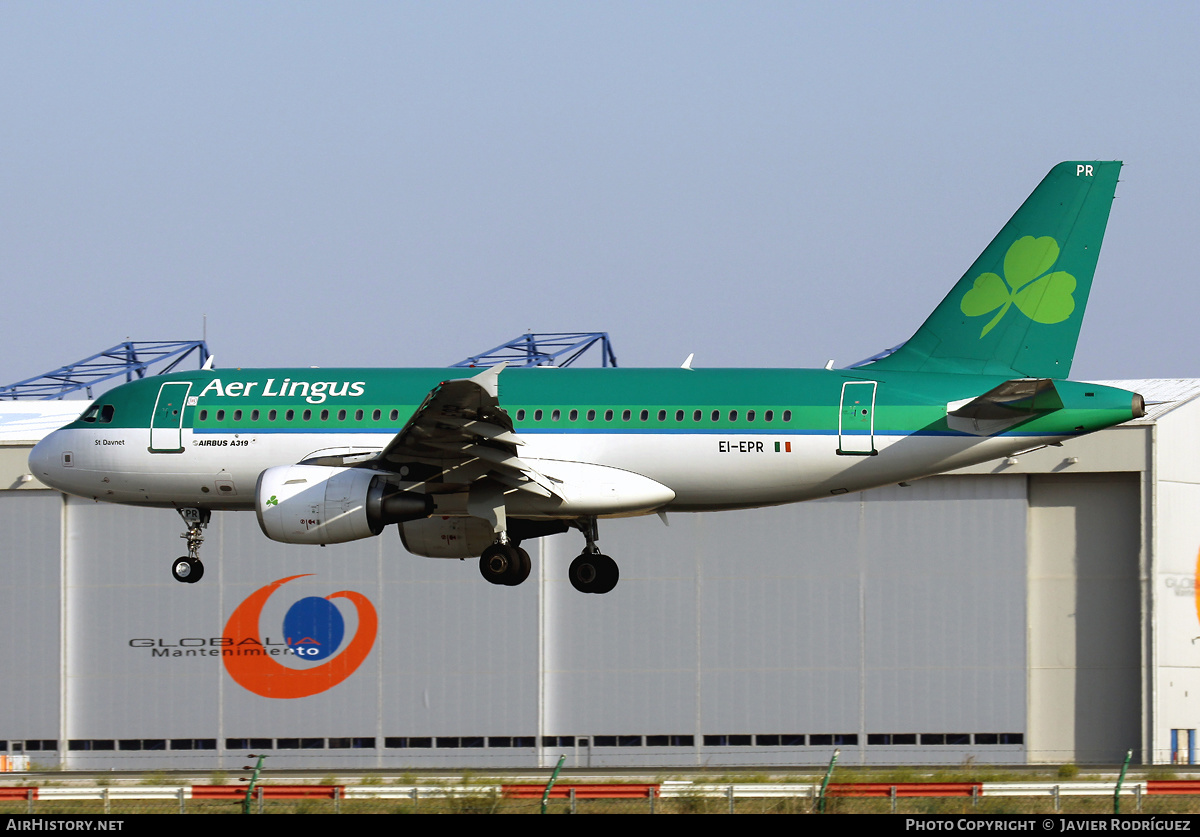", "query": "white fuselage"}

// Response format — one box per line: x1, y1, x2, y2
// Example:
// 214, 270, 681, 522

30, 422, 1064, 515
